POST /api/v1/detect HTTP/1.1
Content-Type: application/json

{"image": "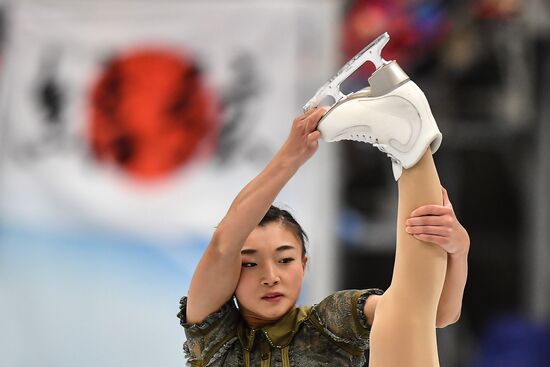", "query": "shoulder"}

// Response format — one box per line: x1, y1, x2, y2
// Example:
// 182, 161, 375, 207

311, 289, 384, 343
178, 296, 240, 332
314, 289, 384, 320
177, 296, 241, 366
